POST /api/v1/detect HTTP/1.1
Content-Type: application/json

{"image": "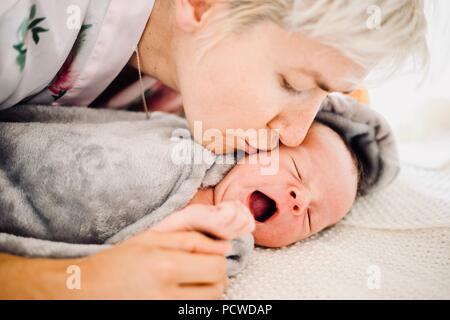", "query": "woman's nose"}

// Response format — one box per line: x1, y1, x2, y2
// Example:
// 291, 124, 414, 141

288, 187, 311, 216
269, 112, 315, 148
276, 120, 310, 147
268, 92, 326, 147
